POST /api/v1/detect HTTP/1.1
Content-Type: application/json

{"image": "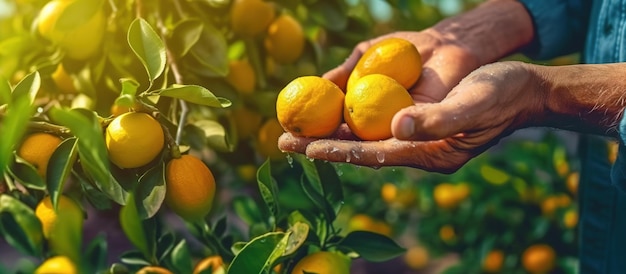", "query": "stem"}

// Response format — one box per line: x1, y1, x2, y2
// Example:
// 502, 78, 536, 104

155, 12, 189, 147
